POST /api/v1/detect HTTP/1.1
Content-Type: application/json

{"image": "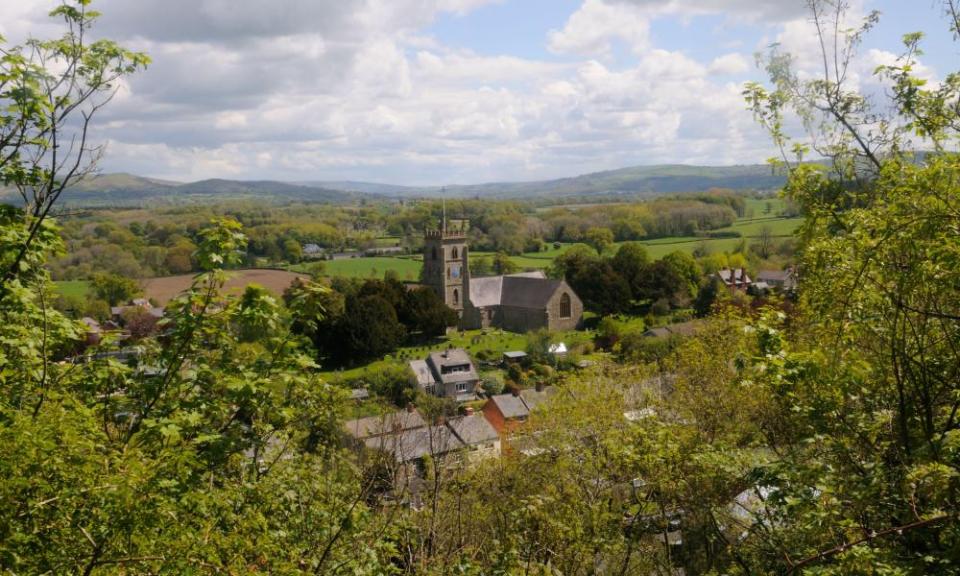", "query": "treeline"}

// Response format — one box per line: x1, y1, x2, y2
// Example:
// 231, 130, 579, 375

48, 189, 769, 281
